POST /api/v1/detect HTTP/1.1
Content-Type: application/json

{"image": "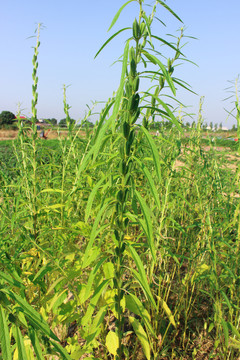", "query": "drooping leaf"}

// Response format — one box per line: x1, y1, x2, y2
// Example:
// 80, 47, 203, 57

29, 327, 45, 360
140, 126, 161, 181
141, 50, 176, 95
0, 306, 11, 360
2, 289, 59, 342
129, 316, 151, 360
157, 295, 176, 327
127, 245, 157, 309
81, 280, 109, 327
14, 326, 28, 360
82, 202, 110, 268
135, 189, 156, 261
108, 0, 136, 32
94, 28, 131, 59
156, 0, 183, 23
125, 294, 156, 337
